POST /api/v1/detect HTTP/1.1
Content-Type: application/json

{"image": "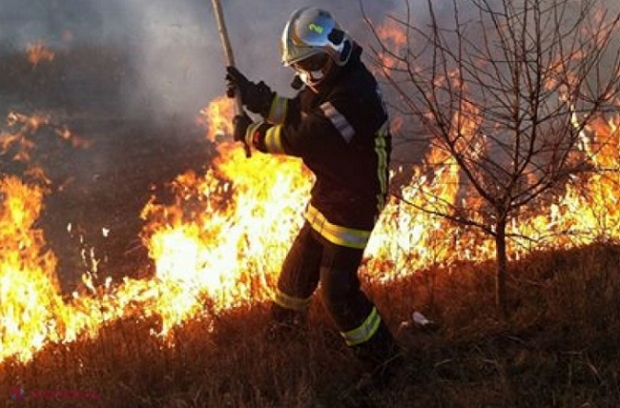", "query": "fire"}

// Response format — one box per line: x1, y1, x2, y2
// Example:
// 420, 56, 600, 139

142, 97, 312, 329
0, 176, 64, 362
0, 103, 311, 362
373, 18, 407, 70
1, 88, 619, 364
4, 111, 92, 155
26, 42, 55, 67
1, 0, 618, 368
